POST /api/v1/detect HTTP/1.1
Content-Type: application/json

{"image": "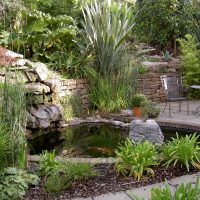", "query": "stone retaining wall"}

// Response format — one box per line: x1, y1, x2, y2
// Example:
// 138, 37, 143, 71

60, 79, 90, 109
138, 74, 165, 102
138, 72, 180, 102
0, 47, 63, 130
59, 73, 178, 107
